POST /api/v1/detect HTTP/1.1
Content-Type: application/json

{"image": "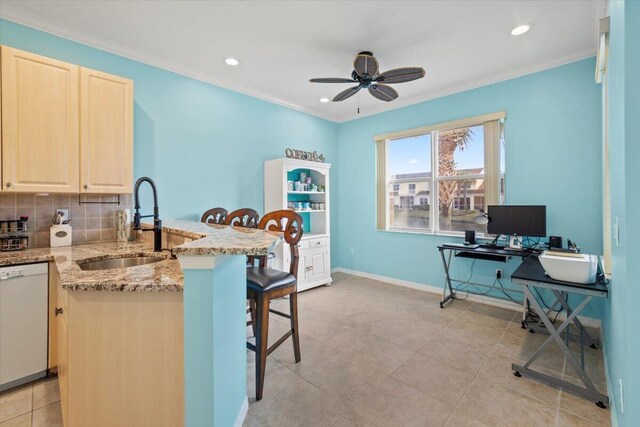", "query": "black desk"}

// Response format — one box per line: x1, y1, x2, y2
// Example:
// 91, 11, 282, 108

437, 244, 532, 308
511, 255, 609, 408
